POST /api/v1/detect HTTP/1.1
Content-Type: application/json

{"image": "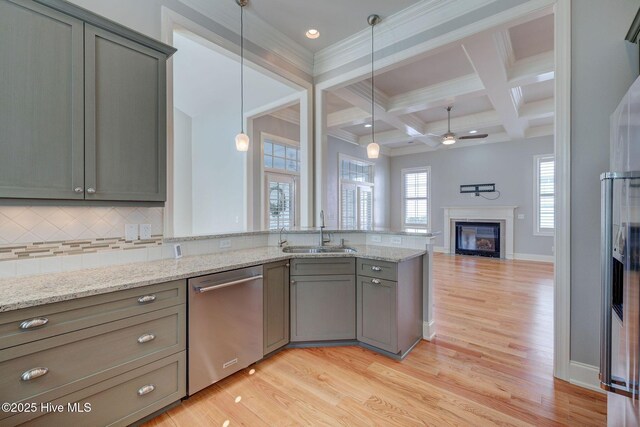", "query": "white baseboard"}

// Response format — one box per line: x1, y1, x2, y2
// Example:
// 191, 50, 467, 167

423, 320, 436, 341
513, 253, 554, 263
433, 246, 447, 253
569, 361, 604, 393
